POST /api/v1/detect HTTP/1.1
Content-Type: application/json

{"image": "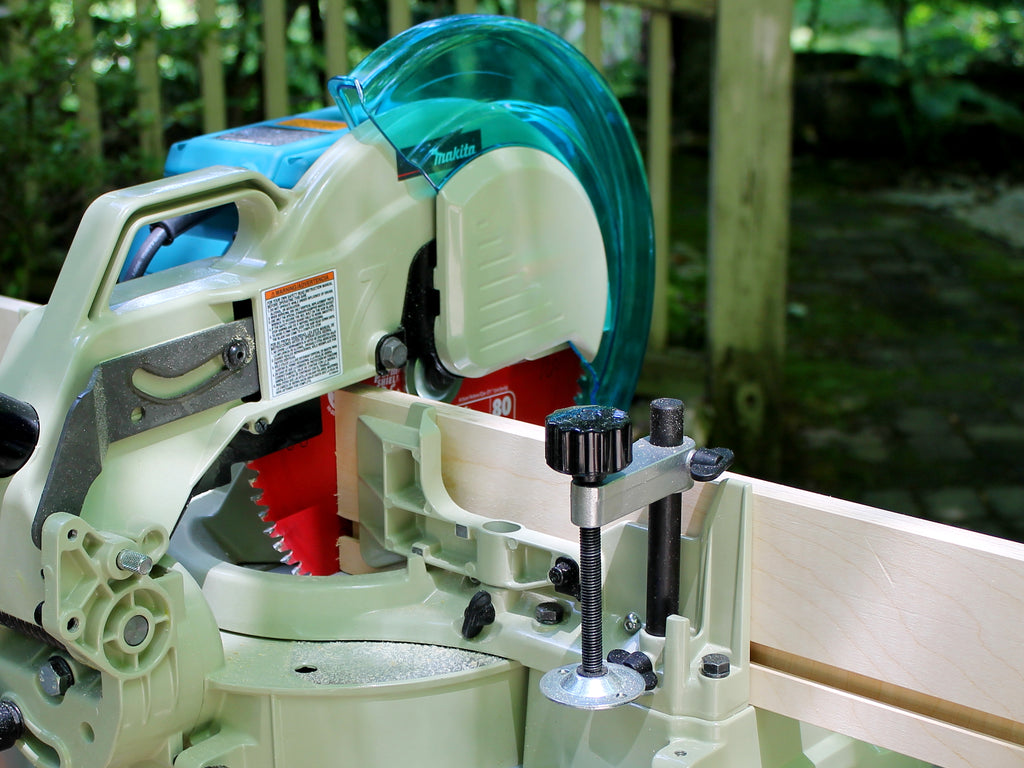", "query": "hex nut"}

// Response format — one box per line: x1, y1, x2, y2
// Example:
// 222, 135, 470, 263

39, 656, 74, 697
700, 652, 731, 679
535, 601, 565, 626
